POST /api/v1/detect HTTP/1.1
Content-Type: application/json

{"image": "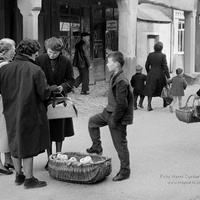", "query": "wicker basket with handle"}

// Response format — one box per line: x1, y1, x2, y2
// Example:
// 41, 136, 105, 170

48, 152, 112, 184
175, 94, 200, 123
